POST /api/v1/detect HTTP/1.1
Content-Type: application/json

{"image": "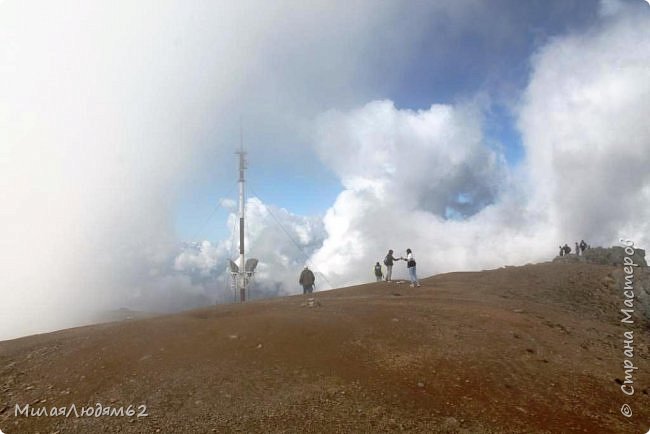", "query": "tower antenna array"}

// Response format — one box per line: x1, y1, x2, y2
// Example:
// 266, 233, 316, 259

229, 124, 258, 302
